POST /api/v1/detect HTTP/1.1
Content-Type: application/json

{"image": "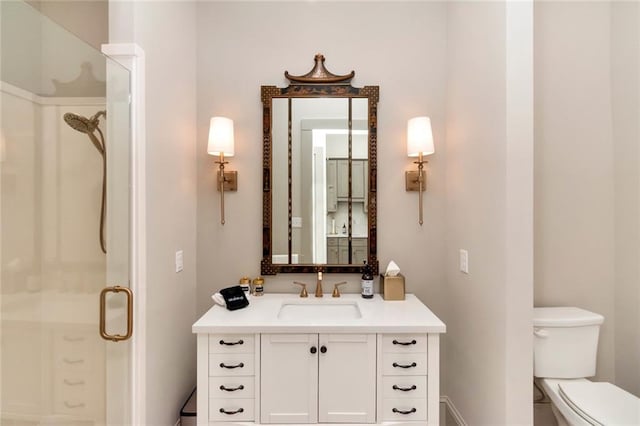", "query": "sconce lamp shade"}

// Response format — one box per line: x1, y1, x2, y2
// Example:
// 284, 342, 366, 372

208, 116, 234, 157
407, 116, 435, 157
